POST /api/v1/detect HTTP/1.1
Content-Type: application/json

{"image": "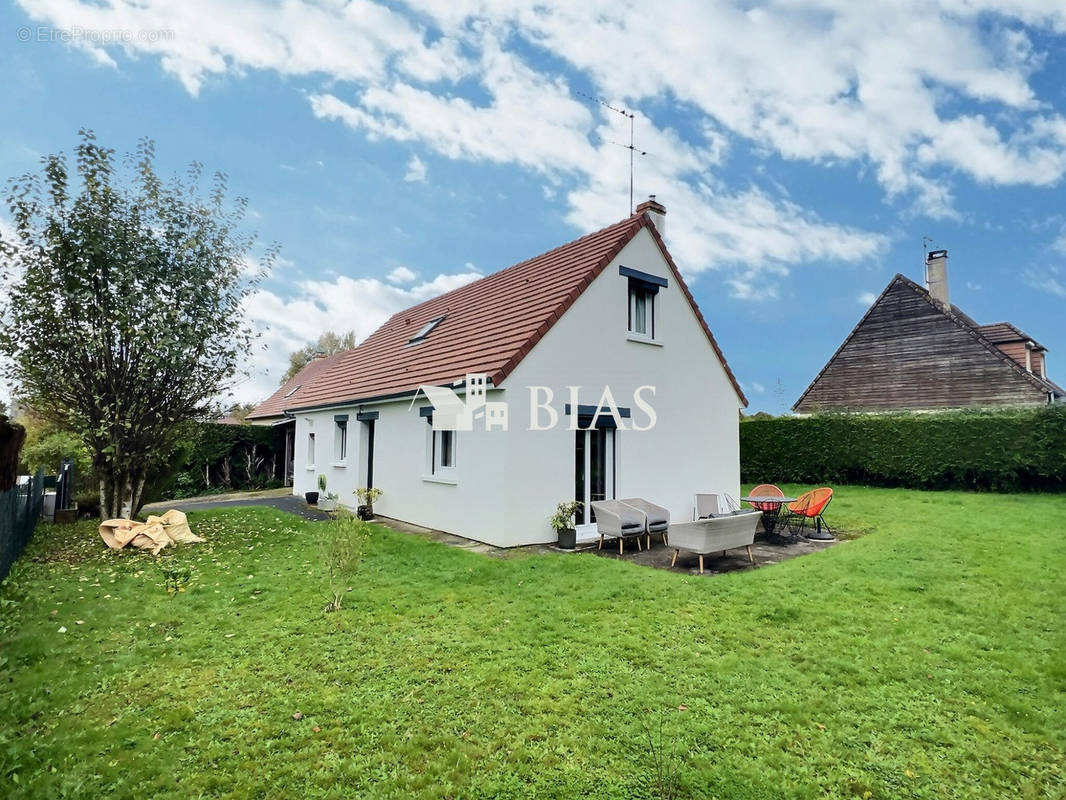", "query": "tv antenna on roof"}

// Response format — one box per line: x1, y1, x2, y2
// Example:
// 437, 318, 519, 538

577, 91, 647, 215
